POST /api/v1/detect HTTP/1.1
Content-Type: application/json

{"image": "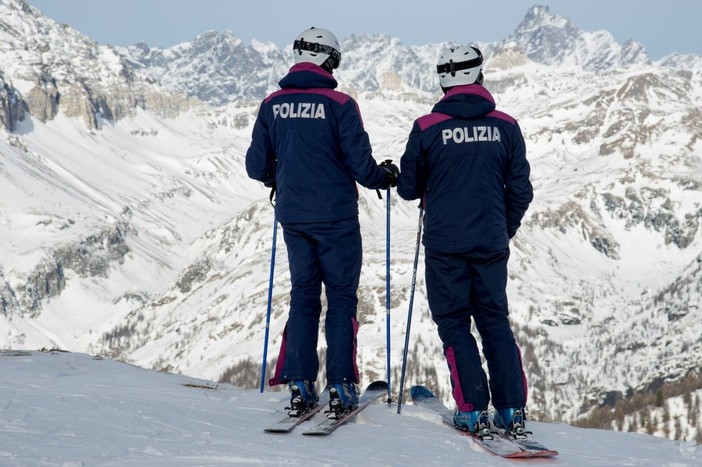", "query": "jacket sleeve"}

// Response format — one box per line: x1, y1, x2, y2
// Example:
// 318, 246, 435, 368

336, 98, 388, 189
504, 121, 533, 238
397, 121, 426, 201
245, 102, 276, 186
